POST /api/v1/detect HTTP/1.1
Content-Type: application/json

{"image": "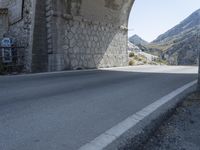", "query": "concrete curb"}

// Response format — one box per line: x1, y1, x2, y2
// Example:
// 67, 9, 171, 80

79, 80, 197, 150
